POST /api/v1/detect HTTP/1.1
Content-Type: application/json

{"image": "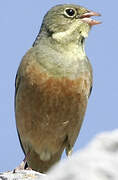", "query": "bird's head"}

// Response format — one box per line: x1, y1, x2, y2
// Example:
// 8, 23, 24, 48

40, 4, 101, 43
